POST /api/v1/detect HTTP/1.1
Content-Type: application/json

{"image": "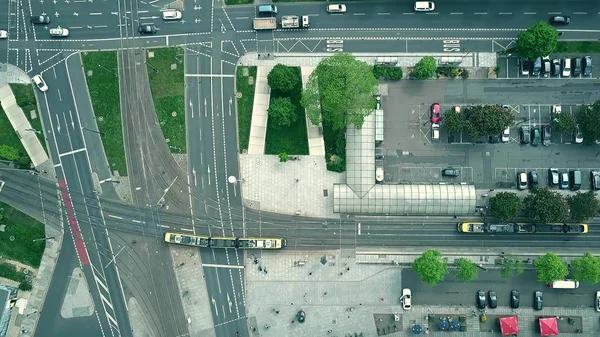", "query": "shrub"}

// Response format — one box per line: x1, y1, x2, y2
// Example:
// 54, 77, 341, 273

19, 281, 32, 291
461, 69, 470, 79
373, 65, 403, 80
